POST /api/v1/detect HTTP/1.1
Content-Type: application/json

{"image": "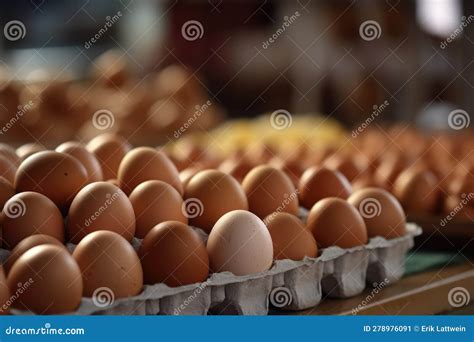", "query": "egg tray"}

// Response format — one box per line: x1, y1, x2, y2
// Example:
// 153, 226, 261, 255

3, 223, 421, 316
